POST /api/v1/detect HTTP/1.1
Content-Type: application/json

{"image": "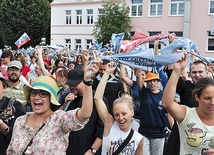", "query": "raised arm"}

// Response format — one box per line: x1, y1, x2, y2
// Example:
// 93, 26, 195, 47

135, 68, 146, 90
36, 46, 51, 76
94, 62, 115, 135
162, 54, 188, 123
119, 64, 133, 87
82, 50, 90, 70
76, 62, 99, 122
